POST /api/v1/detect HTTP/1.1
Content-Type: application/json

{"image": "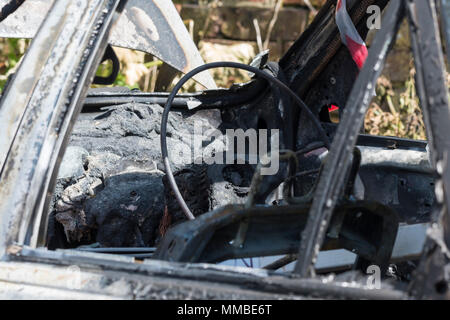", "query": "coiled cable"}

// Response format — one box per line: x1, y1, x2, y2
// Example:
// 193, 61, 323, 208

161, 61, 331, 220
